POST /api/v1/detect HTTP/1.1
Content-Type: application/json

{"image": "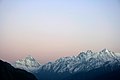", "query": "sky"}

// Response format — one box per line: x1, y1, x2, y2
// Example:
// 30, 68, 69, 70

0, 0, 120, 63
